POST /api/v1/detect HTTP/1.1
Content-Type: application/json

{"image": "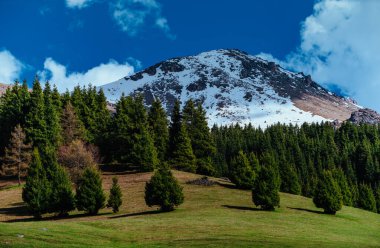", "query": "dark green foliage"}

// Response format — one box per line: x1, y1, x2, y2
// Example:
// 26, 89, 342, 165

76, 167, 106, 215
112, 95, 158, 171
25, 79, 47, 150
168, 101, 196, 172
148, 99, 169, 163
107, 177, 123, 213
252, 153, 280, 210
145, 165, 184, 211
22, 149, 51, 219
313, 170, 343, 214
332, 168, 353, 206
279, 160, 301, 195
182, 100, 216, 175
229, 151, 255, 189
374, 187, 380, 213
357, 184, 377, 213
49, 164, 75, 216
